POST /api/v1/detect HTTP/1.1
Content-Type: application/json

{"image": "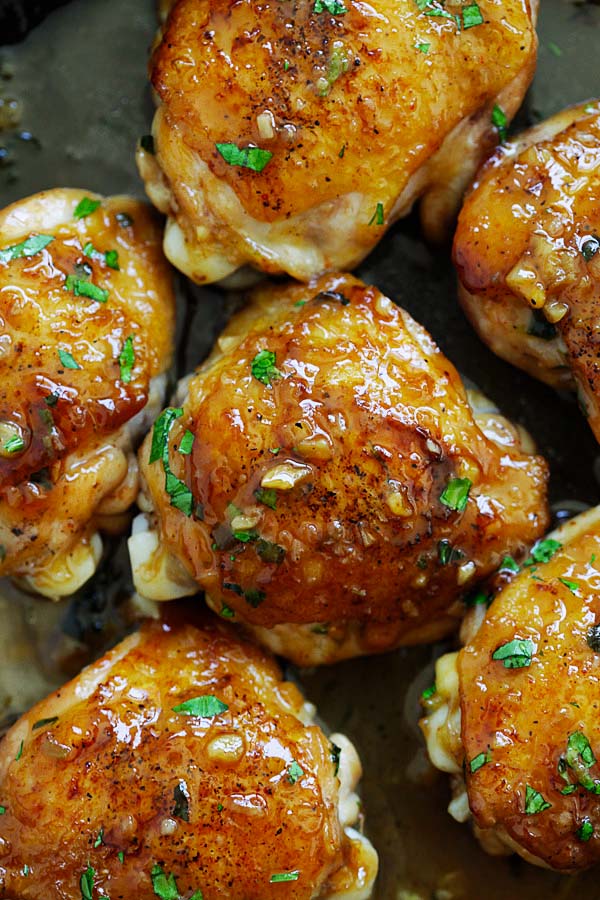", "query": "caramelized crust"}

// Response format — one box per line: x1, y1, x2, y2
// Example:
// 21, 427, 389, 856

141, 0, 538, 282
0, 615, 376, 899
134, 274, 549, 662
0, 189, 175, 590
460, 511, 600, 870
454, 101, 600, 441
